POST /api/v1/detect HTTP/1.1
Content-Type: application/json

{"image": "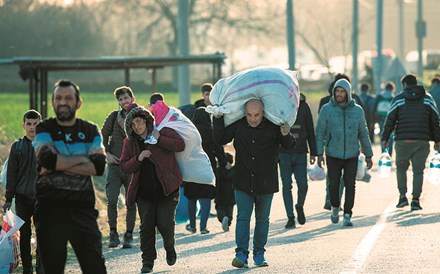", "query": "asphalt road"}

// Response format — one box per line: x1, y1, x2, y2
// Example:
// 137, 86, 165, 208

65, 144, 440, 273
